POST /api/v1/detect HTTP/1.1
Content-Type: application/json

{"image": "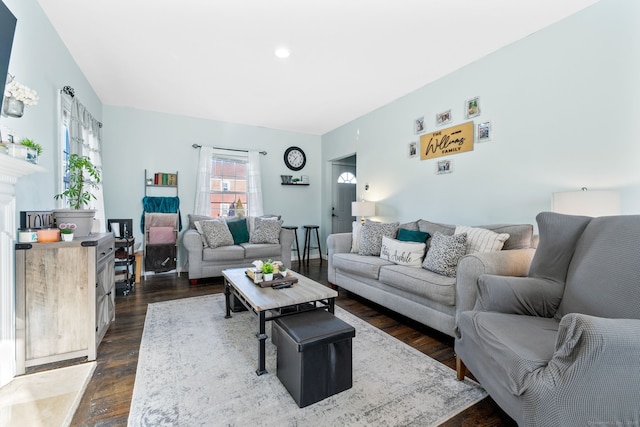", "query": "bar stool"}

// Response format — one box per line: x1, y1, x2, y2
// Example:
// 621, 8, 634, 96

282, 225, 301, 265
302, 225, 322, 265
